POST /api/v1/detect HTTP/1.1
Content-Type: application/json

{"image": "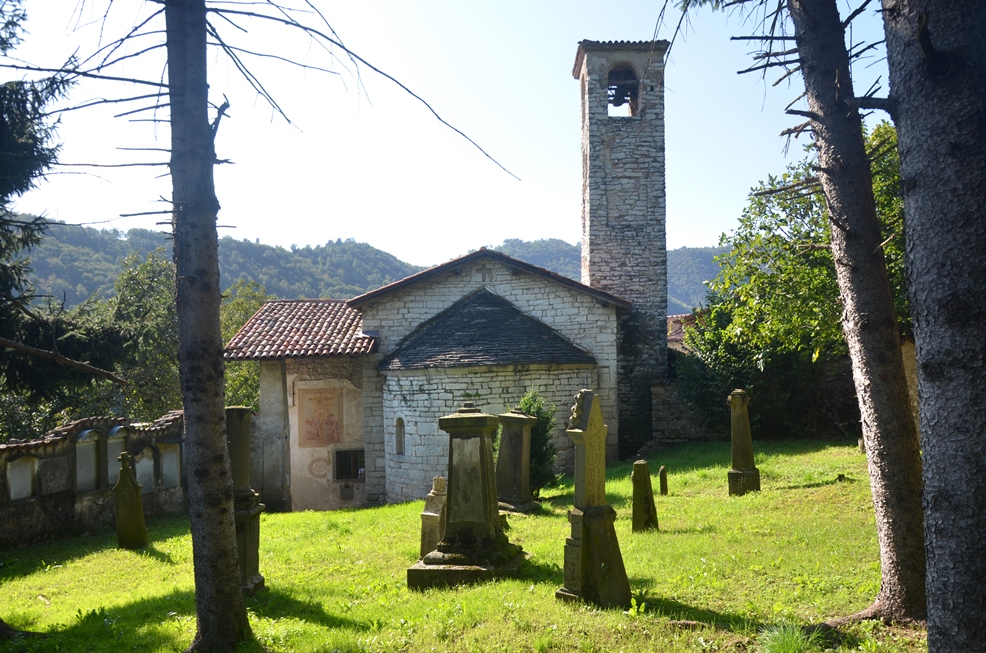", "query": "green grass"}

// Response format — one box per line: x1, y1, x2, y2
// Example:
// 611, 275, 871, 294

0, 440, 927, 652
